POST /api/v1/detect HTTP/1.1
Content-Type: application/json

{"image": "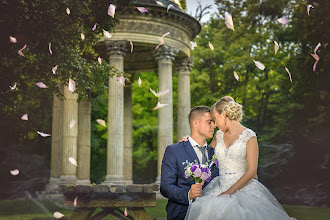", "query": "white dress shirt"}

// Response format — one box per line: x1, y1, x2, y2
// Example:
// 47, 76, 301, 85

188, 136, 209, 163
